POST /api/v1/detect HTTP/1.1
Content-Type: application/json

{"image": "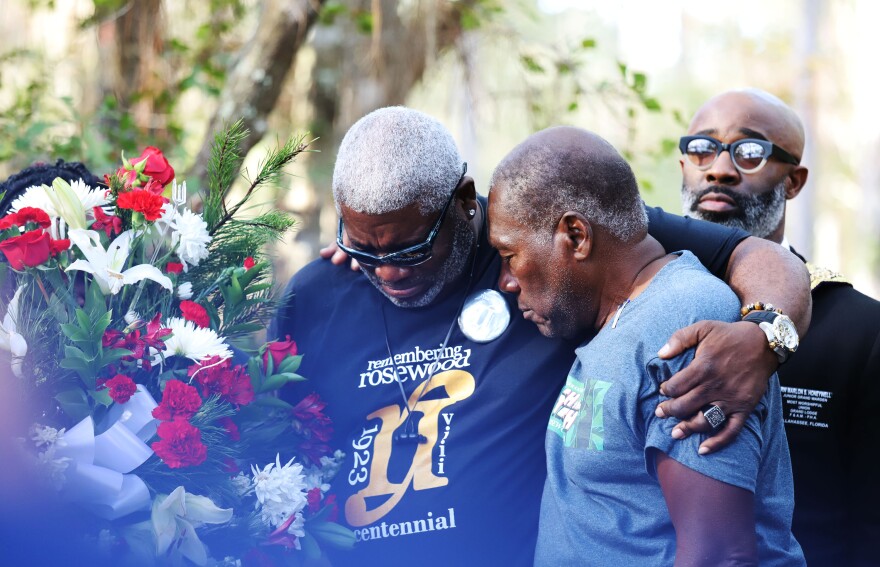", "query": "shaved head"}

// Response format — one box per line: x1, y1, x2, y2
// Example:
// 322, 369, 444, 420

688, 88, 805, 160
